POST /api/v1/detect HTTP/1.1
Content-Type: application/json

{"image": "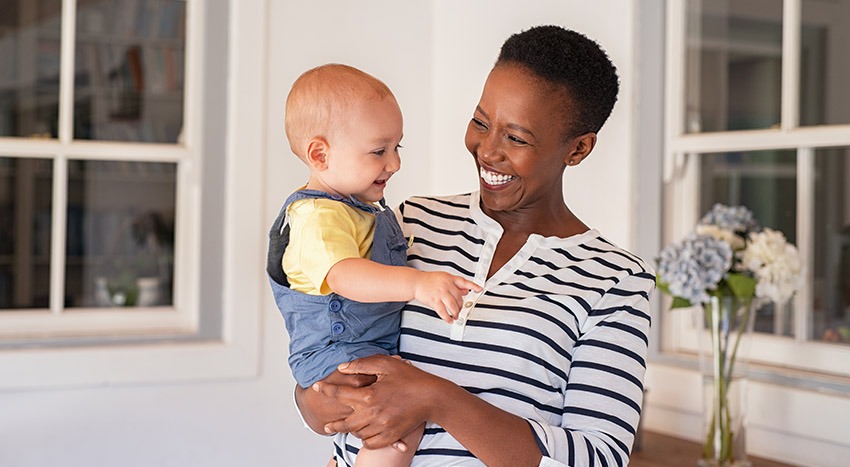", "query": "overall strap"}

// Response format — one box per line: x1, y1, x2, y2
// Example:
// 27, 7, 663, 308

267, 189, 386, 287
